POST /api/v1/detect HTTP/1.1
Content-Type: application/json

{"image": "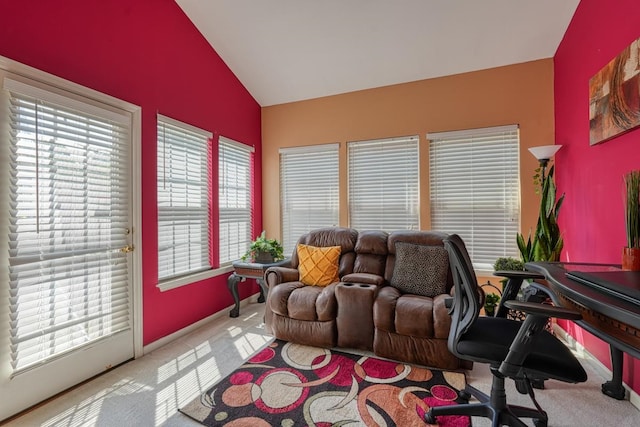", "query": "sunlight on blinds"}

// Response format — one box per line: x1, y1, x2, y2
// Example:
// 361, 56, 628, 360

279, 144, 339, 255
157, 115, 212, 280
5, 78, 132, 374
348, 136, 419, 231
429, 125, 520, 272
219, 136, 253, 264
